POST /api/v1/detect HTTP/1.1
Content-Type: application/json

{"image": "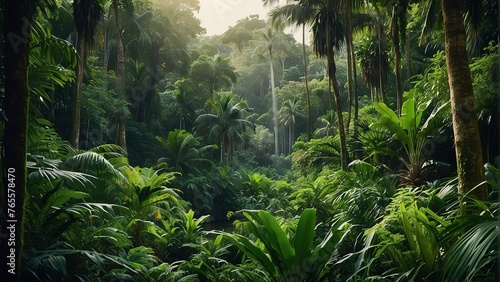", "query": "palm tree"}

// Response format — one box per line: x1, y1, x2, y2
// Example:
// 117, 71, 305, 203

309, 0, 349, 170
195, 93, 254, 165
189, 54, 238, 99
356, 35, 390, 102
441, 0, 487, 202
254, 26, 282, 155
266, 0, 315, 142
279, 99, 305, 154
314, 110, 337, 138
111, 0, 129, 152
155, 129, 215, 174
71, 0, 104, 149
